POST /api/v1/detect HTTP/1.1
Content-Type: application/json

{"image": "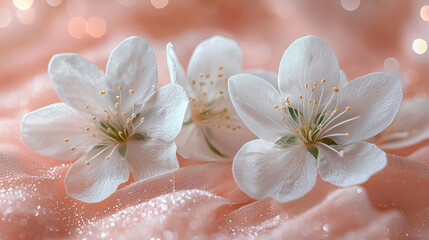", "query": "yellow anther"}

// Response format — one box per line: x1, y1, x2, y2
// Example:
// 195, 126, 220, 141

203, 92, 207, 96
115, 112, 119, 117
192, 80, 196, 85
345, 133, 350, 136
200, 74, 204, 77
218, 73, 223, 77
310, 88, 315, 92
141, 117, 145, 122
218, 66, 223, 70
273, 105, 279, 109
299, 95, 303, 99
116, 96, 120, 100
99, 90, 106, 95
332, 87, 339, 93
92, 134, 96, 137
219, 91, 223, 94
85, 161, 90, 165
226, 125, 231, 129
200, 82, 205, 86
237, 125, 241, 129
282, 106, 287, 110
314, 100, 318, 104
126, 118, 132, 123
132, 113, 137, 119
118, 86, 123, 90
115, 103, 120, 109
105, 119, 109, 124
309, 100, 312, 103
133, 103, 136, 107
64, 138, 69, 142
85, 105, 89, 109
70, 146, 76, 151
85, 127, 90, 131
118, 131, 123, 135
129, 89, 135, 94
225, 115, 230, 120
346, 106, 351, 111
285, 97, 290, 103
122, 112, 126, 116
282, 116, 286, 120
305, 83, 309, 89
232, 128, 237, 131
313, 82, 316, 87
103, 109, 108, 113
335, 107, 339, 111
205, 74, 210, 78
105, 157, 110, 160
321, 79, 326, 84
91, 116, 96, 120
192, 98, 196, 102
